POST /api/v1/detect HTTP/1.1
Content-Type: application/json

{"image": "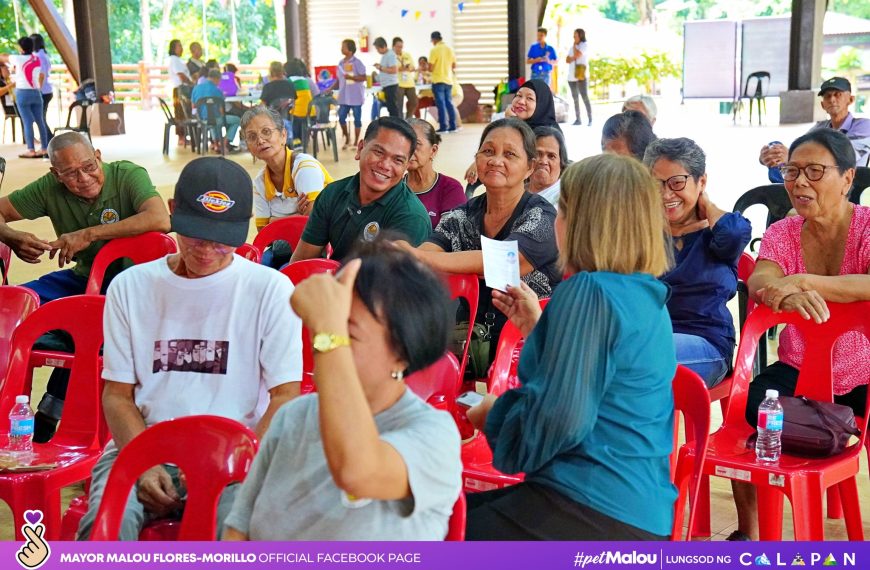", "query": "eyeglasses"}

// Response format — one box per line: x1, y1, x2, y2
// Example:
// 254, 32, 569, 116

55, 160, 100, 181
244, 127, 280, 144
778, 163, 837, 182
656, 174, 690, 193
177, 235, 235, 255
